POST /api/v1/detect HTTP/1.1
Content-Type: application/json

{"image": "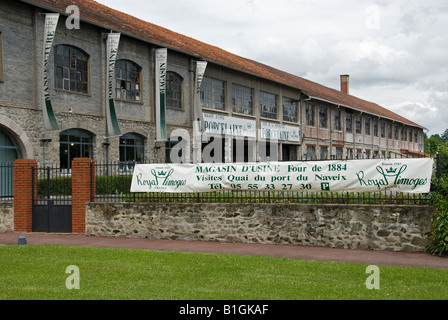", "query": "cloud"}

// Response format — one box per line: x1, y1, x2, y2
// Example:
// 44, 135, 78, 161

97, 0, 448, 136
